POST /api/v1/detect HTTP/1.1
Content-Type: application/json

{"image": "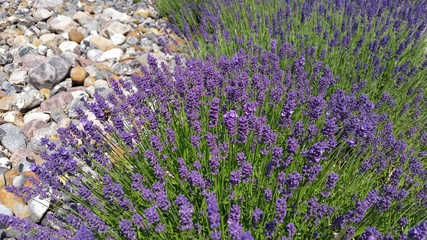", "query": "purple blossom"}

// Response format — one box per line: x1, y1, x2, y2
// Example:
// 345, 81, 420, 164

206, 193, 220, 229
224, 110, 238, 136
119, 219, 136, 240
275, 197, 287, 223
252, 208, 263, 226
144, 206, 160, 224
325, 173, 339, 189
286, 171, 303, 189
